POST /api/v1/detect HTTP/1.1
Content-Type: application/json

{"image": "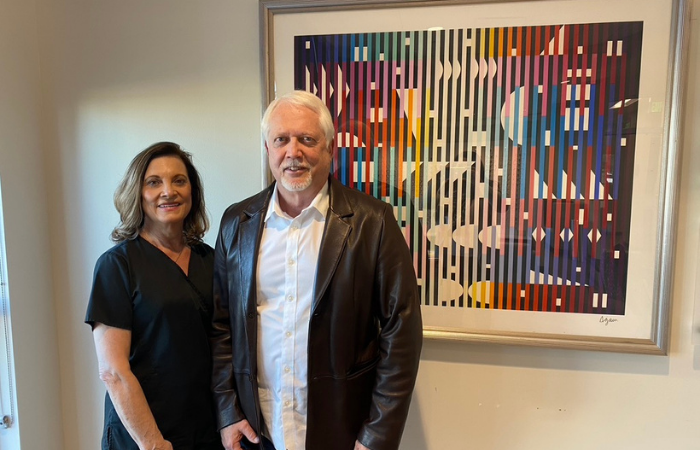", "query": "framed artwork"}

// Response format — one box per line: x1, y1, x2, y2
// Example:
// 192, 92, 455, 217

260, 0, 687, 354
